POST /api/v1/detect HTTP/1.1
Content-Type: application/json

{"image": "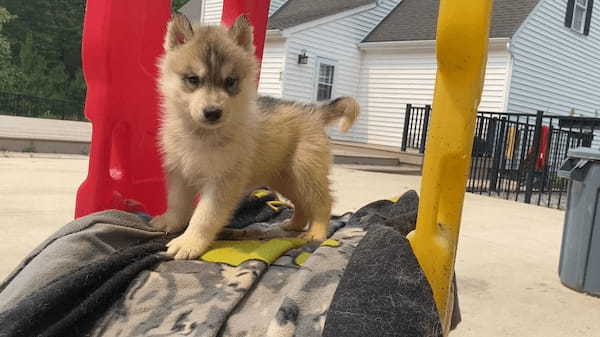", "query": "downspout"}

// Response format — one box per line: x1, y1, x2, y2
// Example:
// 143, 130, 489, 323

502, 39, 515, 112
